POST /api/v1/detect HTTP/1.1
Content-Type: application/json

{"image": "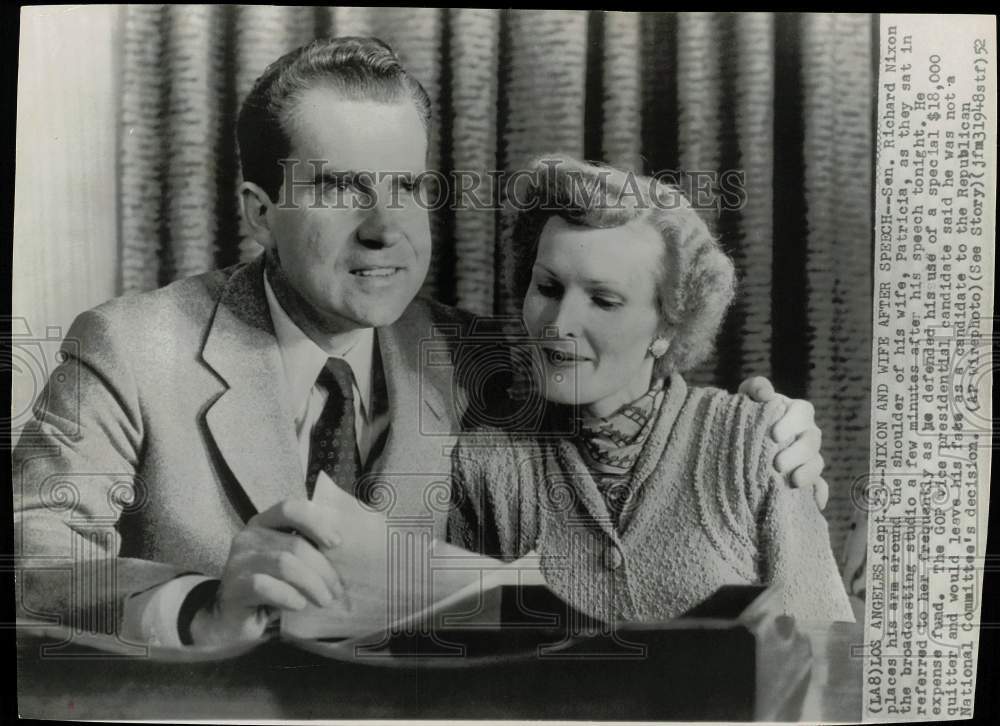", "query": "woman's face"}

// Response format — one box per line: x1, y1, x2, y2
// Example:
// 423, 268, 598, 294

522, 216, 665, 419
